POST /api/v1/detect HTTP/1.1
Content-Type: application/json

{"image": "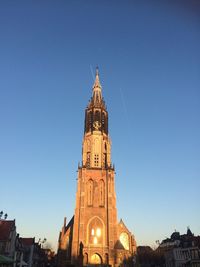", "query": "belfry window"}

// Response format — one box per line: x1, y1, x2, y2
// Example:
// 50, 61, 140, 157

88, 111, 92, 130
102, 113, 105, 124
95, 111, 100, 121
94, 154, 99, 167
102, 112, 105, 131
